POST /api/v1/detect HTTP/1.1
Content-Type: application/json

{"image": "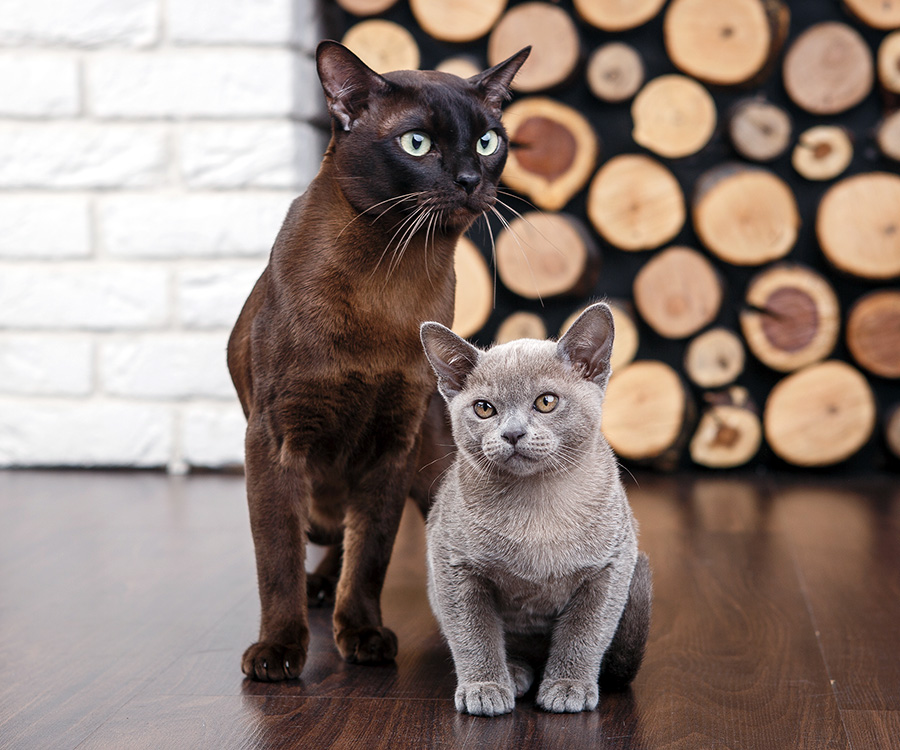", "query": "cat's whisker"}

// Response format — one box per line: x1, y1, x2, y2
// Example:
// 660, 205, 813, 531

479, 210, 499, 309
386, 204, 434, 285
336, 192, 423, 239
493, 196, 570, 265
372, 204, 429, 280
490, 205, 544, 306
